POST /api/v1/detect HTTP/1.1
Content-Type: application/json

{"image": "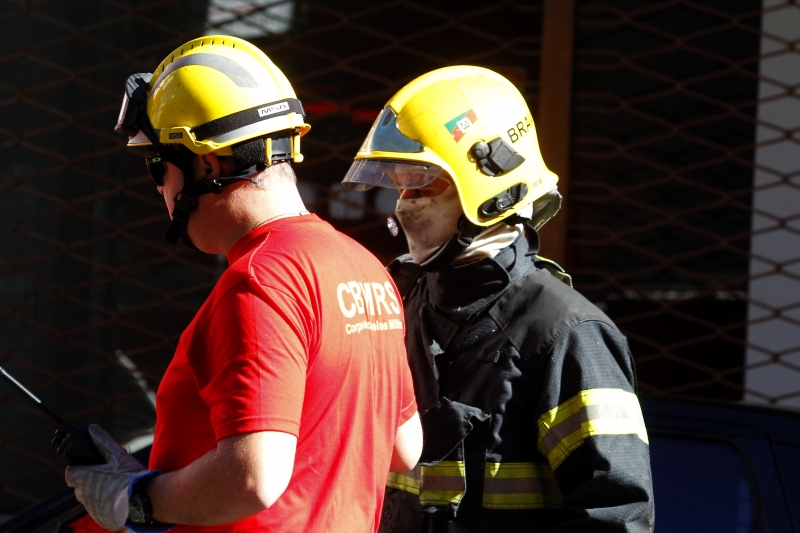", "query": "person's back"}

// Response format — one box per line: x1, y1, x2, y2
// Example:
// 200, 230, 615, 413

152, 215, 414, 533
252, 217, 411, 531
65, 35, 421, 533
